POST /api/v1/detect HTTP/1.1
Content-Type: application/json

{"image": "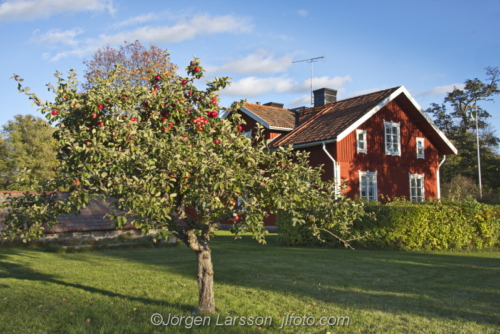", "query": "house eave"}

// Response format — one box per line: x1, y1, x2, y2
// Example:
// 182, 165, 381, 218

292, 138, 337, 149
